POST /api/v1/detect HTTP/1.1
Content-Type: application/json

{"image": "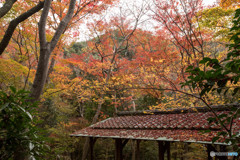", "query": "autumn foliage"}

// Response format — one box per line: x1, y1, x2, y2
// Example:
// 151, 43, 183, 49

0, 0, 239, 159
